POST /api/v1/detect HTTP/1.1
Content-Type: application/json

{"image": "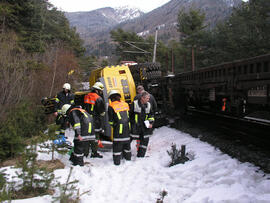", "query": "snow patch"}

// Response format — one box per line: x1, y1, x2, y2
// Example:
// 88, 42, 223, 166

137, 30, 149, 36
114, 5, 143, 23
3, 126, 270, 203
